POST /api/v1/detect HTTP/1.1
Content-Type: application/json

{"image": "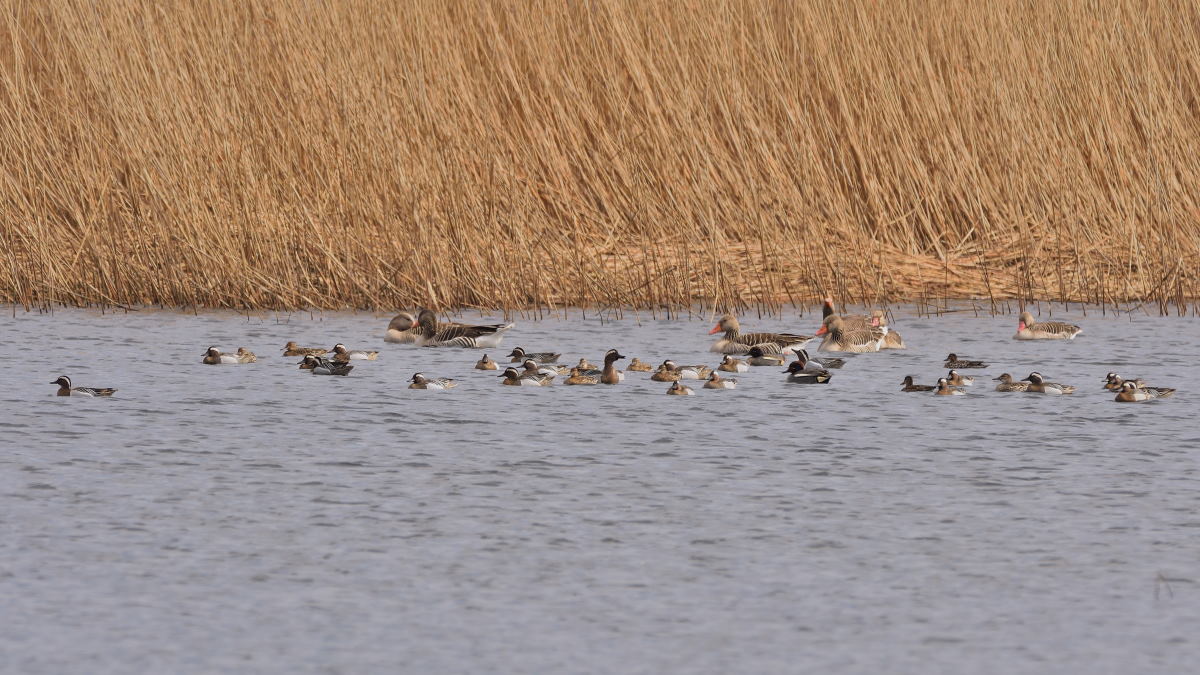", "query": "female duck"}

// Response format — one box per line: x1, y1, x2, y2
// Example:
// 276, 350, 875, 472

662, 360, 712, 380
1021, 372, 1076, 394
718, 355, 749, 373
650, 363, 681, 382
627, 358, 653, 372
51, 376, 116, 397
282, 341, 327, 357
564, 367, 599, 385
703, 371, 737, 389
945, 353, 988, 369
409, 373, 457, 390
330, 344, 378, 362
946, 369, 974, 387
900, 375, 934, 392
475, 354, 499, 370
934, 378, 966, 396
992, 373, 1030, 392
667, 381, 695, 396
1014, 311, 1082, 340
